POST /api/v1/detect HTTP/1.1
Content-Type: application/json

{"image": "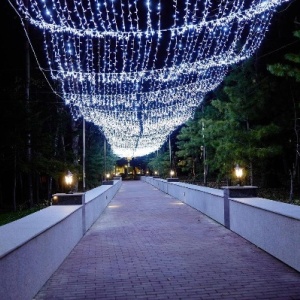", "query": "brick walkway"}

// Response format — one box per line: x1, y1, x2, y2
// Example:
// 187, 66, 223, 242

34, 181, 300, 300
